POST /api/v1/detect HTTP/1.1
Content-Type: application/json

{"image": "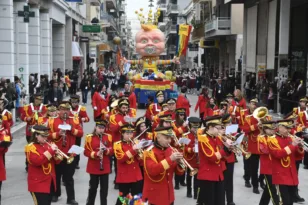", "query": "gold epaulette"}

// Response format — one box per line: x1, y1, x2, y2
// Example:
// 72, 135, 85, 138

147, 132, 153, 140
106, 133, 112, 142
85, 134, 93, 144
113, 141, 124, 160
144, 148, 157, 163
267, 136, 281, 150
109, 114, 117, 125
25, 143, 39, 155
293, 107, 298, 113
81, 106, 86, 111
3, 135, 10, 142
